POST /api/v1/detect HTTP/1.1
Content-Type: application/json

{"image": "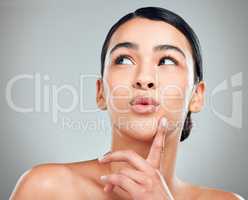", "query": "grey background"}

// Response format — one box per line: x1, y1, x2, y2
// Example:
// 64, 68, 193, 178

0, 0, 247, 199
